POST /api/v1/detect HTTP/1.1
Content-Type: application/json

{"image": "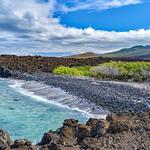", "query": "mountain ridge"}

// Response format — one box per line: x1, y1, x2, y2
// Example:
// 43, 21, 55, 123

100, 45, 150, 59
68, 45, 150, 60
